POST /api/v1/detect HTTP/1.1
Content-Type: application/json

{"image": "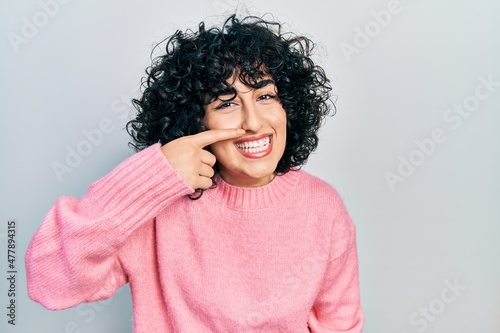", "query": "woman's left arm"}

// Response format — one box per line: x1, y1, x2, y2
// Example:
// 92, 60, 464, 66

308, 201, 364, 332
